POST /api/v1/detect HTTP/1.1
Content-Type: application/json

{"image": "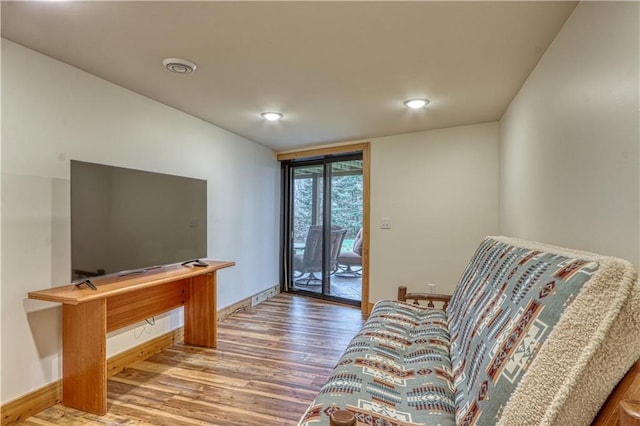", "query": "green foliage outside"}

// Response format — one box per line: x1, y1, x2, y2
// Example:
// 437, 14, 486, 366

293, 174, 363, 248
